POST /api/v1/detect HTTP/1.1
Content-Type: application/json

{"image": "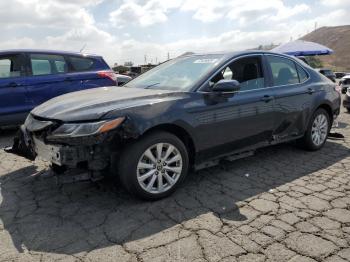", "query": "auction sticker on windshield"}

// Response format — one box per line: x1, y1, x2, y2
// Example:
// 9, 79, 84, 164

193, 59, 218, 64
